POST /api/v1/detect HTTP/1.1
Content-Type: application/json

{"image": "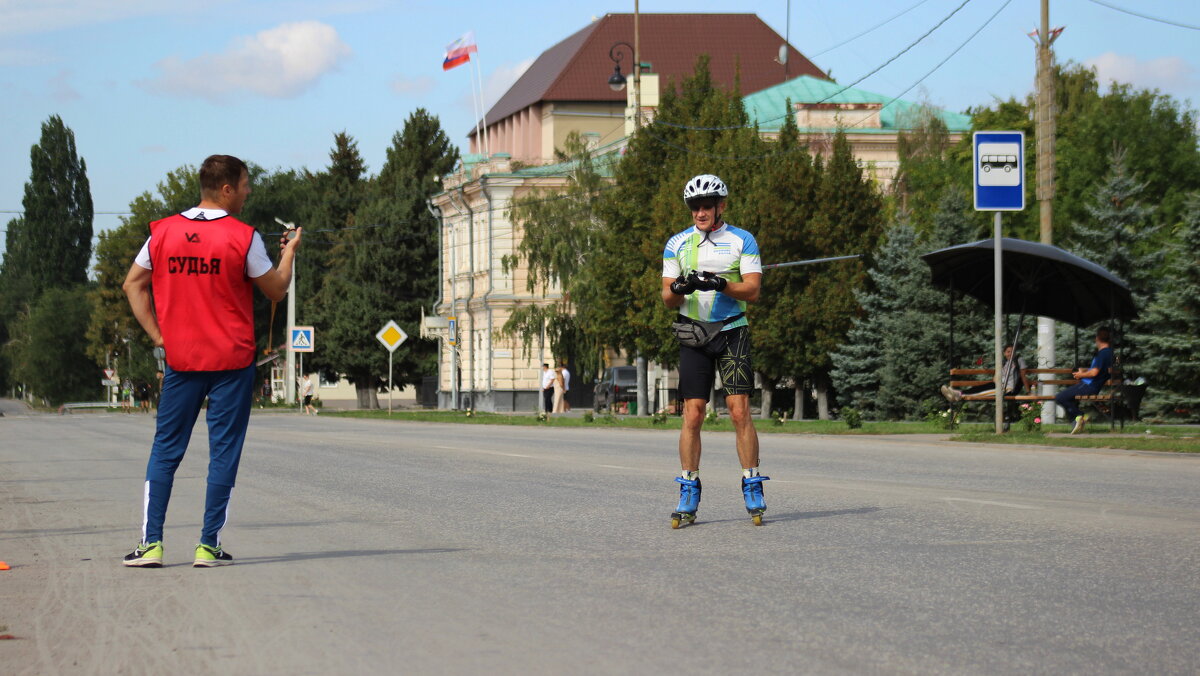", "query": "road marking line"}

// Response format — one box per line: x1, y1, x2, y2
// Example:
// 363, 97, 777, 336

941, 497, 1038, 510
599, 464, 637, 470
